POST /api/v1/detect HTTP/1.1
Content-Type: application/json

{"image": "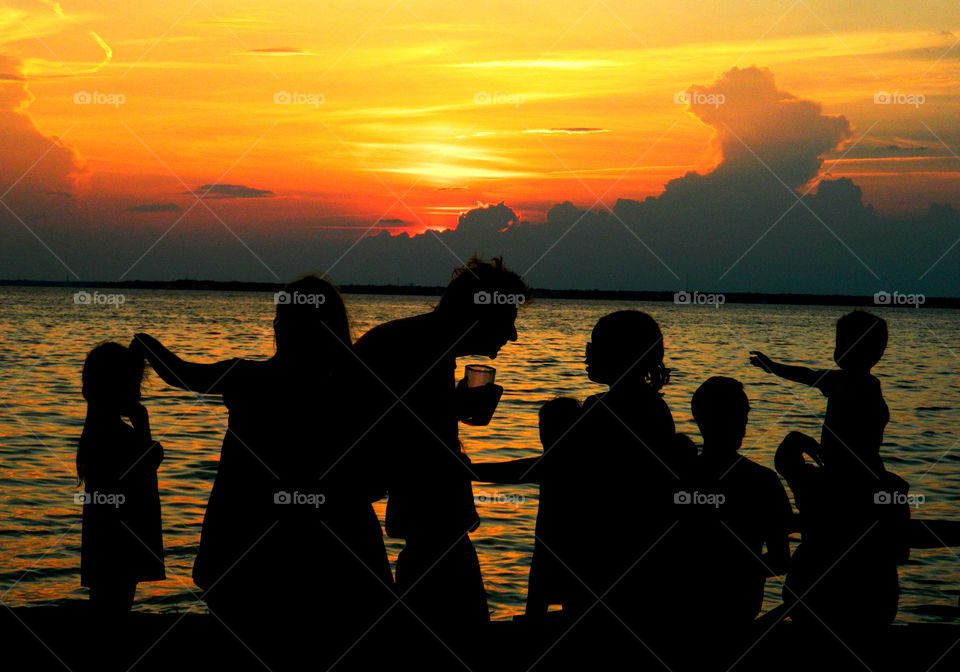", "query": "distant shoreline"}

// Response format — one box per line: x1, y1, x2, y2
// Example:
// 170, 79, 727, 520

2, 278, 957, 308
